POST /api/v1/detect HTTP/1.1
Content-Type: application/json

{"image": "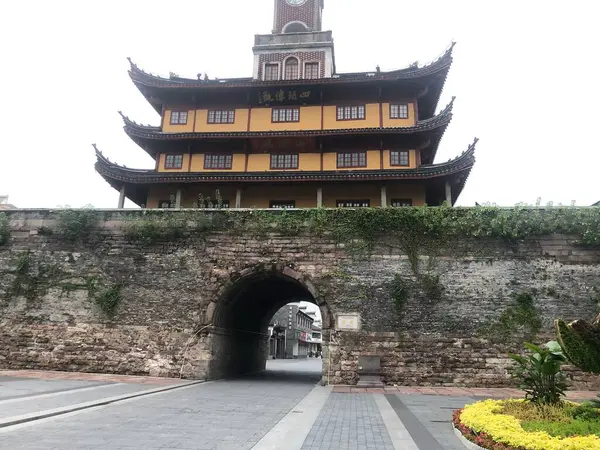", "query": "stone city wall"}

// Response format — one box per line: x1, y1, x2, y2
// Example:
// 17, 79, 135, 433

0, 209, 599, 388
